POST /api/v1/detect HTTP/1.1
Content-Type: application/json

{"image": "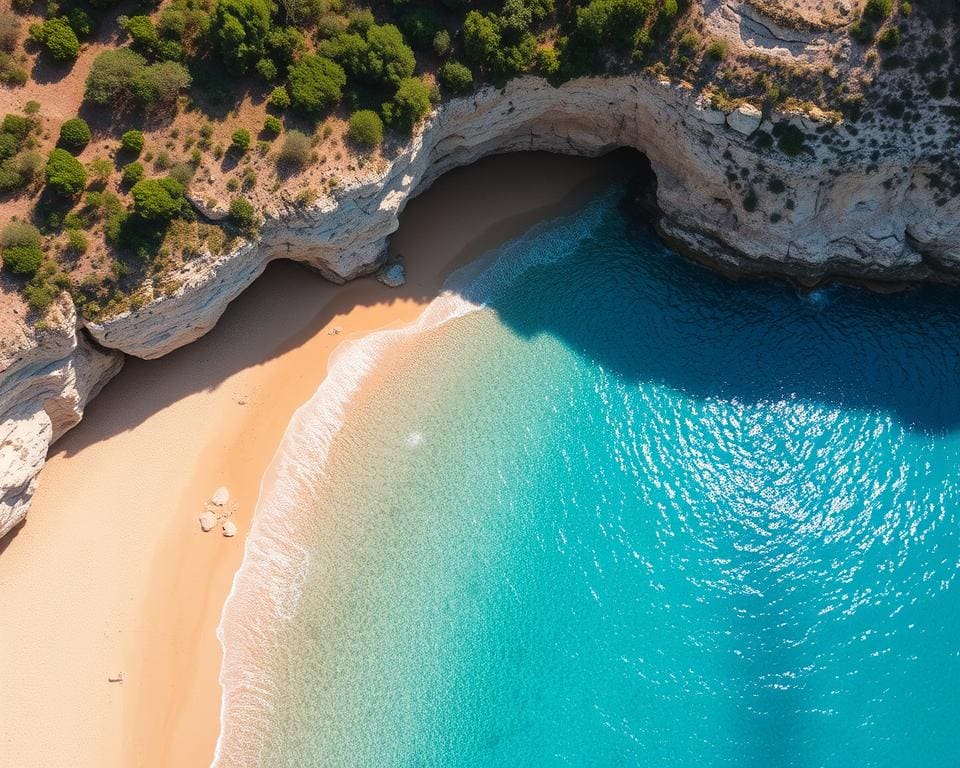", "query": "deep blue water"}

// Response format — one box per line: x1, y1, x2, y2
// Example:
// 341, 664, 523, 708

223, 192, 960, 767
